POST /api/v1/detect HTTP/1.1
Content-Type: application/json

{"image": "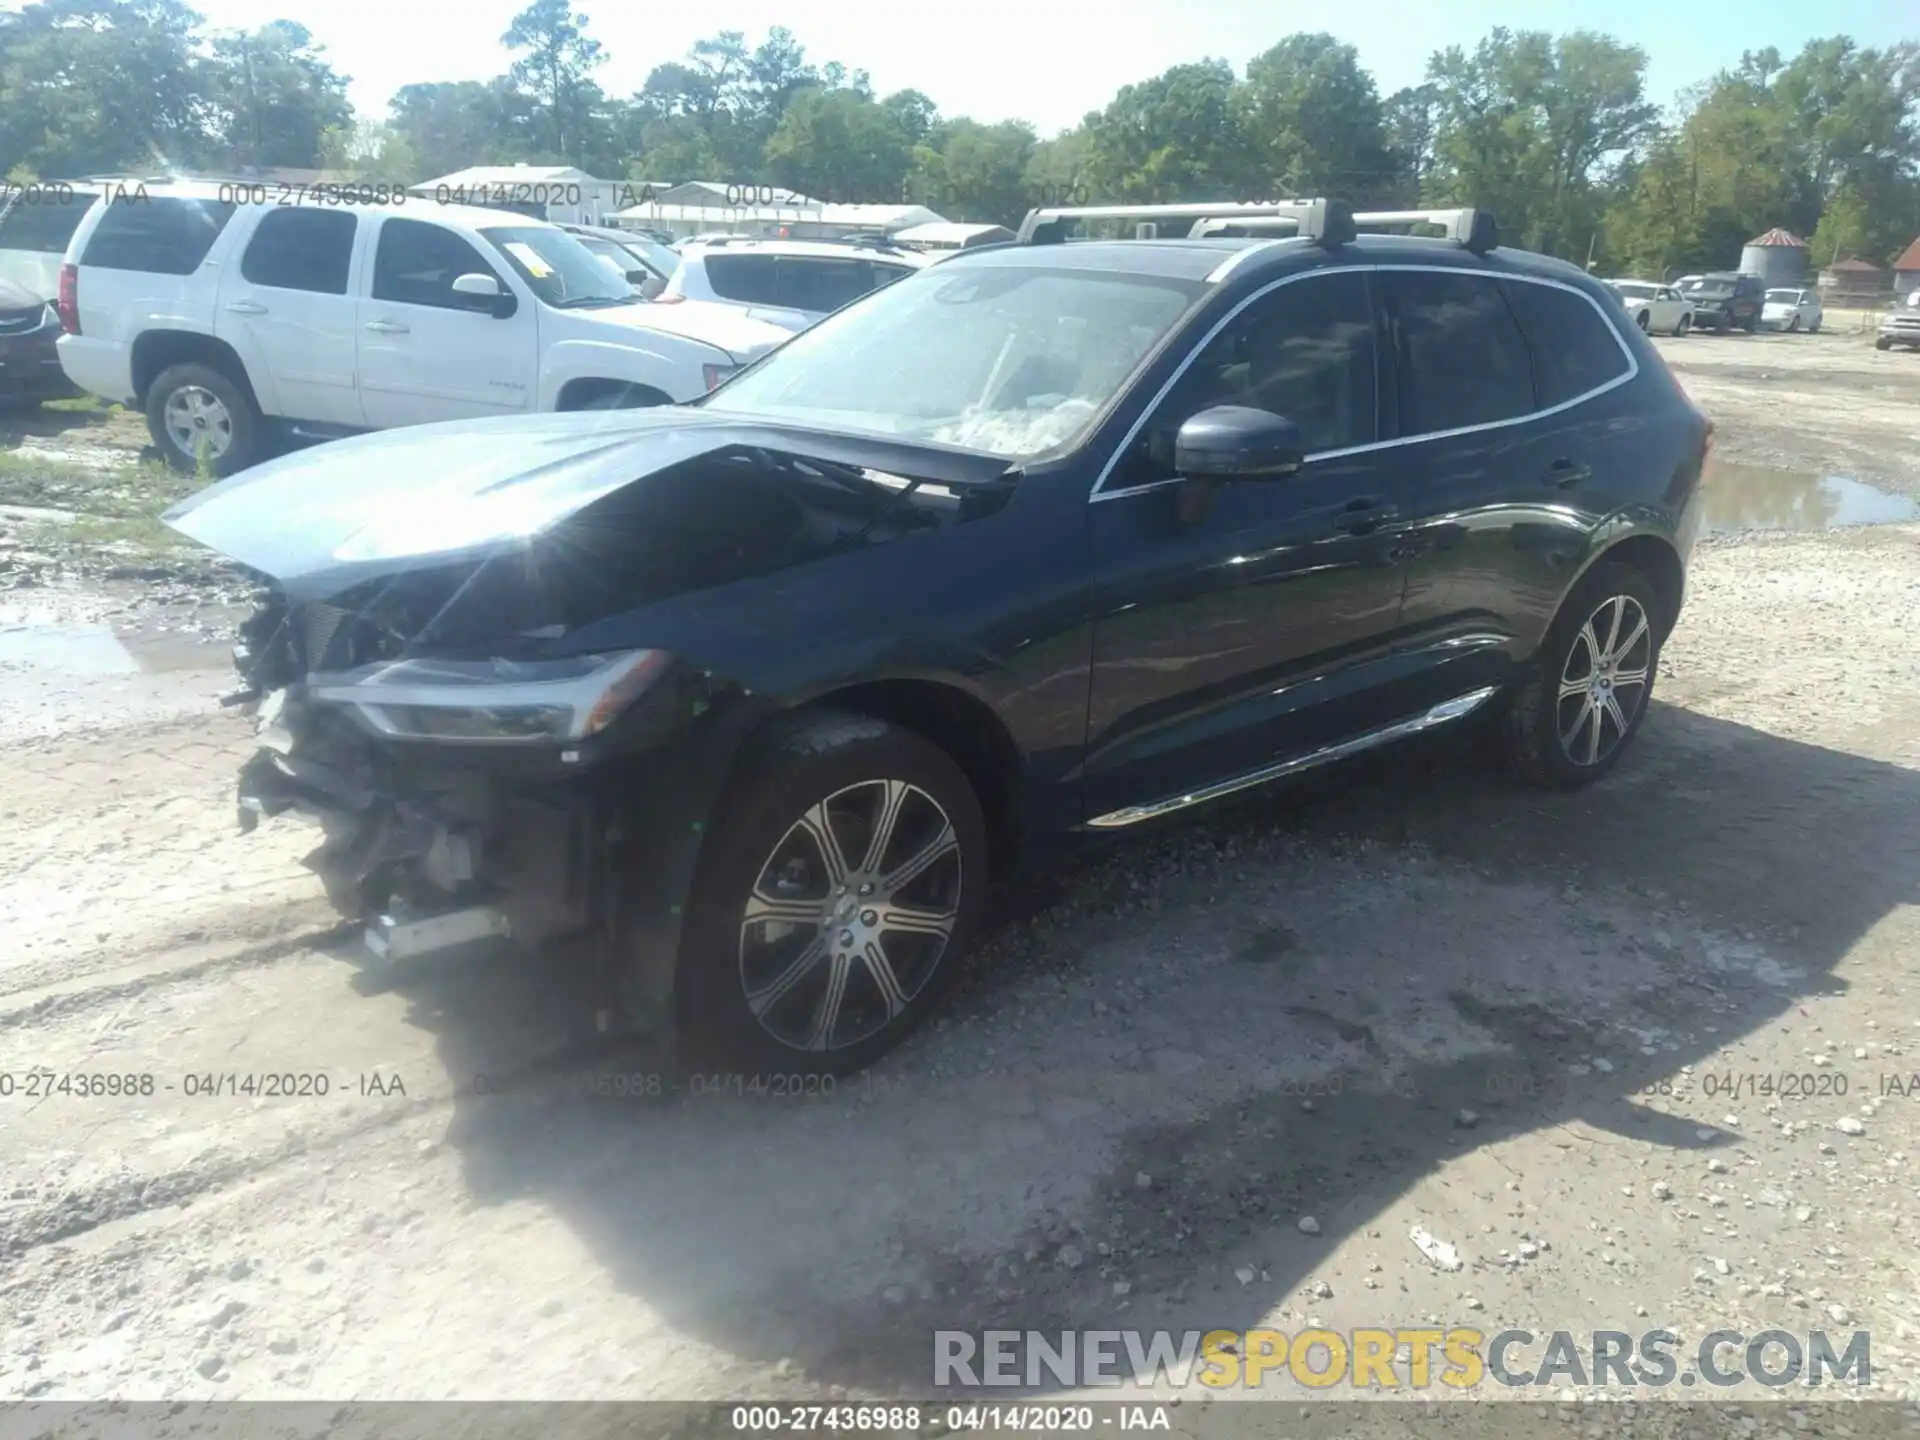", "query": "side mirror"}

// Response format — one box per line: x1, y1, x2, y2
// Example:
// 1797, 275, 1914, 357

1174, 405, 1305, 481
450, 272, 513, 317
